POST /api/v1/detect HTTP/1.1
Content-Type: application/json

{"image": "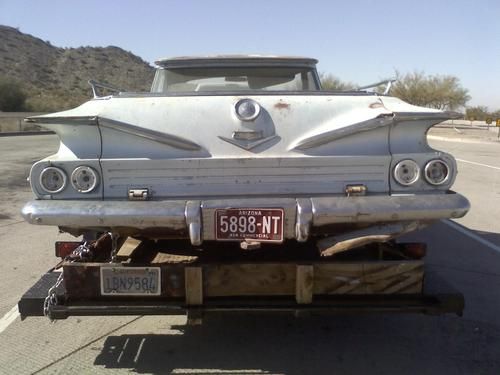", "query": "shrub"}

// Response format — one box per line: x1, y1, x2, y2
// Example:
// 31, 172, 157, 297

0, 77, 27, 111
